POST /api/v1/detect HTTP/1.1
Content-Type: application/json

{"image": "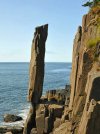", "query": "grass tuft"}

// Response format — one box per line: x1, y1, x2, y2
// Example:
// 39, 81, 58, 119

87, 38, 100, 48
